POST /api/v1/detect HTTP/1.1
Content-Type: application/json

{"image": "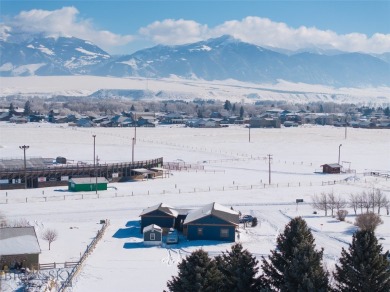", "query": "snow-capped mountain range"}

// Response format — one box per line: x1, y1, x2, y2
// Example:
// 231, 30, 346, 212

1, 35, 389, 87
